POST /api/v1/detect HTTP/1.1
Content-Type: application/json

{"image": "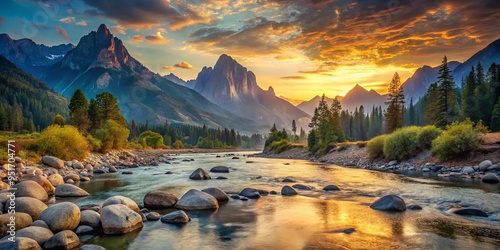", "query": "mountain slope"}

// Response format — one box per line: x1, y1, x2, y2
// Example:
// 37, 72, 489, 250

163, 73, 196, 89
41, 24, 262, 134
0, 55, 69, 129
452, 38, 500, 83
297, 95, 335, 116
193, 54, 310, 129
0, 34, 73, 77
